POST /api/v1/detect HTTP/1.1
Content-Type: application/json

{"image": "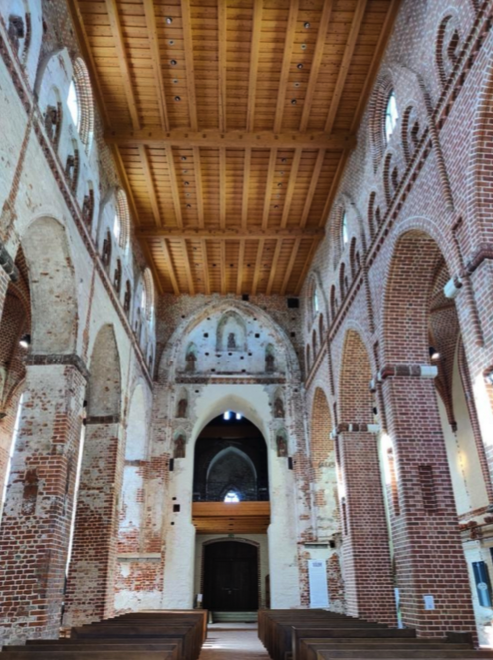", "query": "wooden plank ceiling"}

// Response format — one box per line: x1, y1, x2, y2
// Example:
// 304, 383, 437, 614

71, 0, 398, 295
